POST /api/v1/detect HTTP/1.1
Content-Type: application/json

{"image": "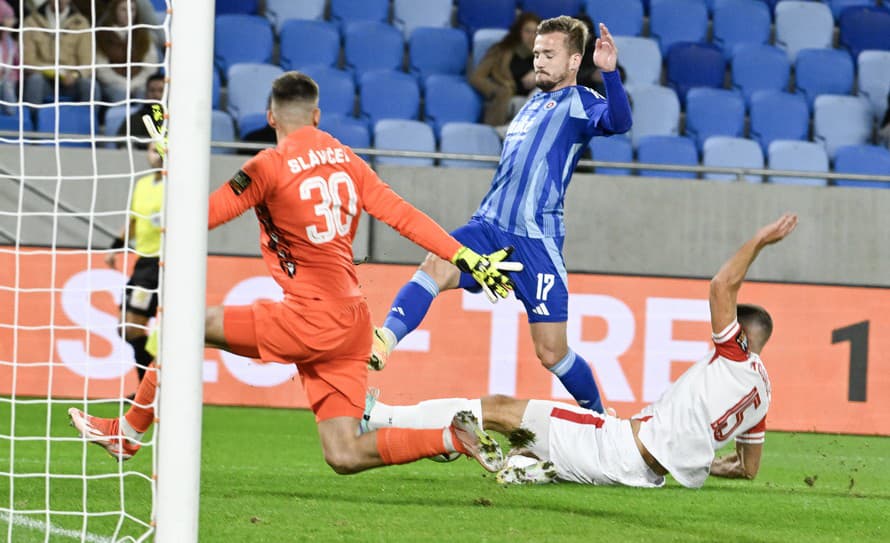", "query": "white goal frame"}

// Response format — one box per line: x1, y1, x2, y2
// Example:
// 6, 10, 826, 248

155, 0, 213, 540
